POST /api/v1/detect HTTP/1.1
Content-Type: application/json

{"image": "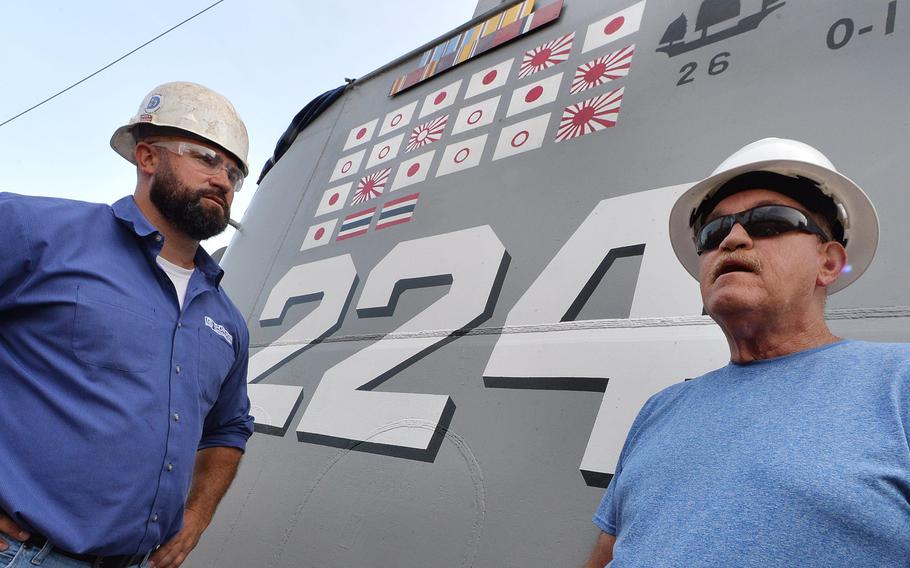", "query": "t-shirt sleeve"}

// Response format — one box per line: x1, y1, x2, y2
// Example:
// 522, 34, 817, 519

591, 387, 674, 535
0, 194, 36, 307
198, 317, 254, 451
